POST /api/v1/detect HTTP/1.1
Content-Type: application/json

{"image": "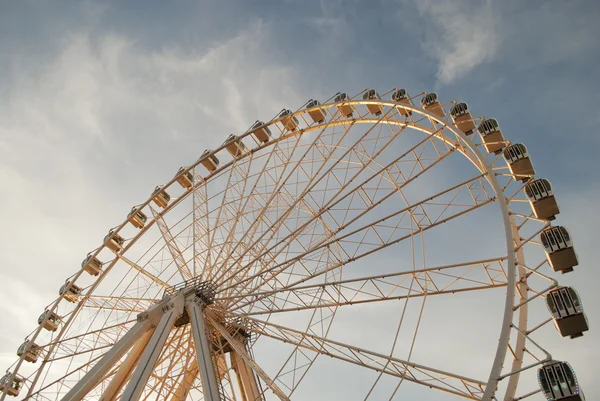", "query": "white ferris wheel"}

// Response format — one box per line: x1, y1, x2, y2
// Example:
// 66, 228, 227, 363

1, 88, 589, 401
